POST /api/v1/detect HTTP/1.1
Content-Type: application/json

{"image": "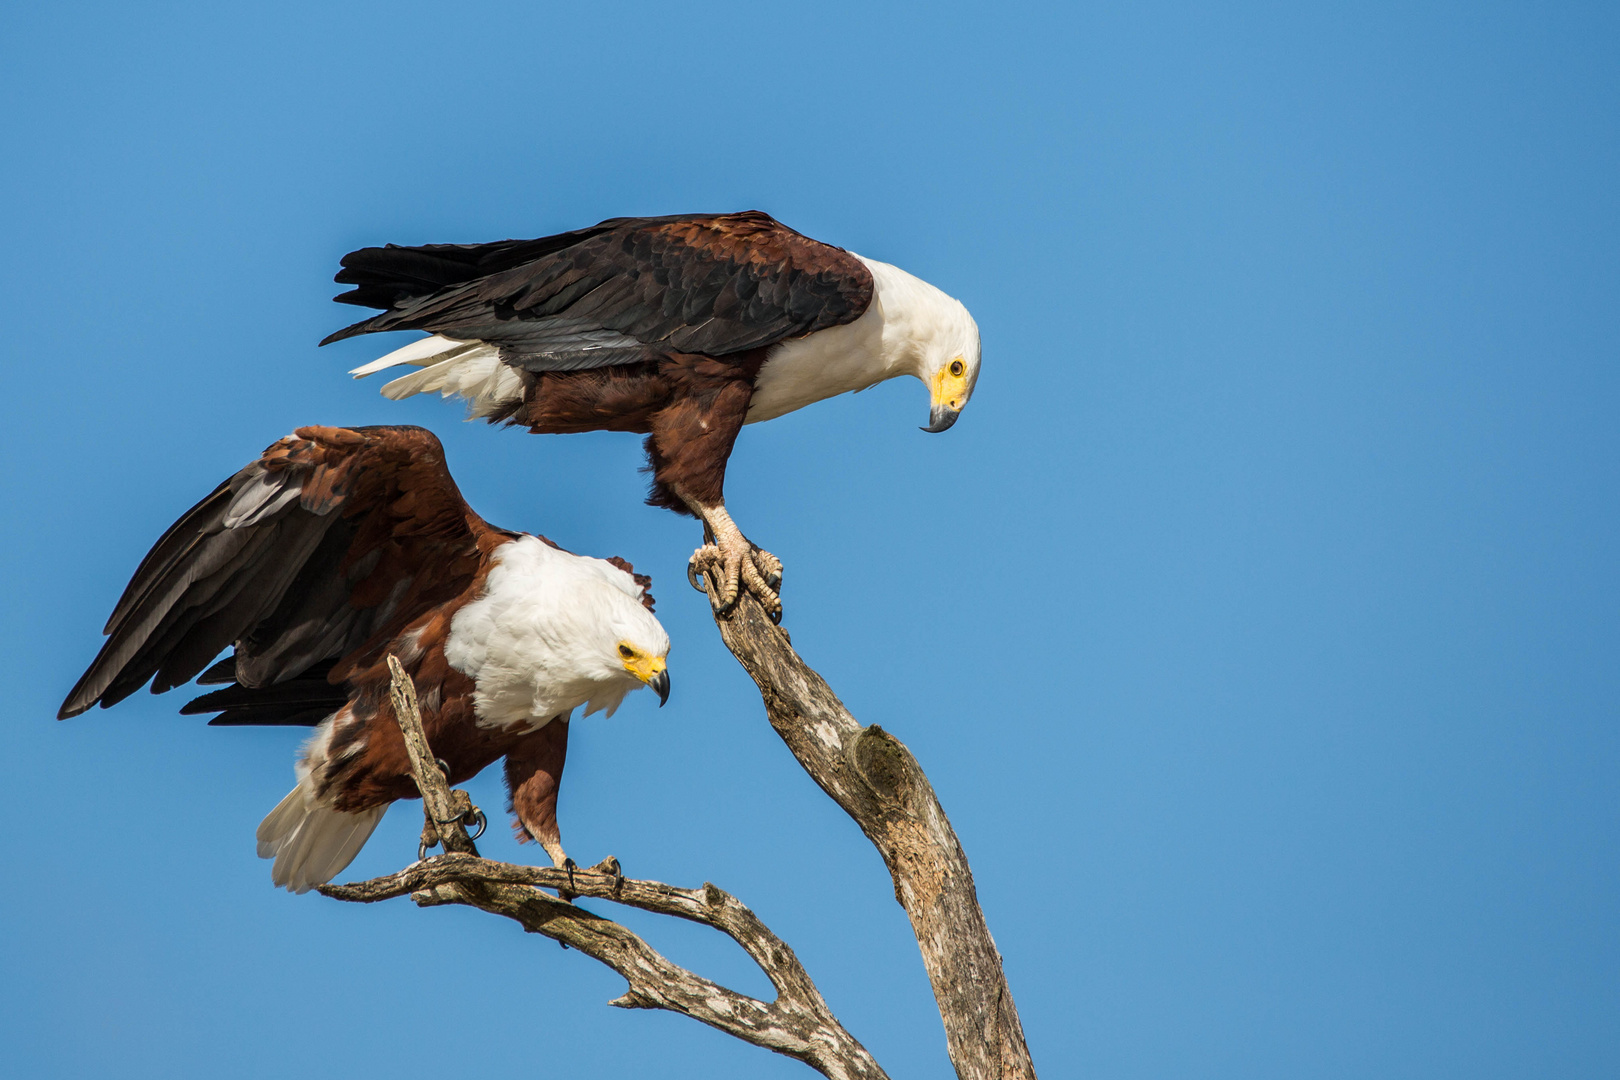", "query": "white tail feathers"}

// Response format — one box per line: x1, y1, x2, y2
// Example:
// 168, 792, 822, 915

348, 333, 476, 376
256, 785, 387, 894
349, 334, 524, 419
